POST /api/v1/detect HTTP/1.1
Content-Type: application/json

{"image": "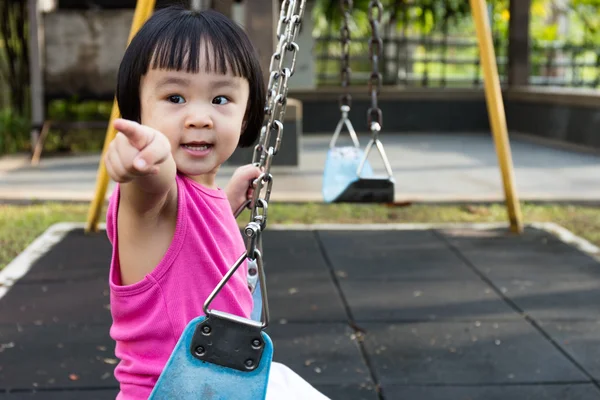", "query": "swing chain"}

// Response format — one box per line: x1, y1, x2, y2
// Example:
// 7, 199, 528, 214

367, 0, 383, 134
250, 0, 306, 227
339, 0, 352, 109
214, 0, 306, 327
